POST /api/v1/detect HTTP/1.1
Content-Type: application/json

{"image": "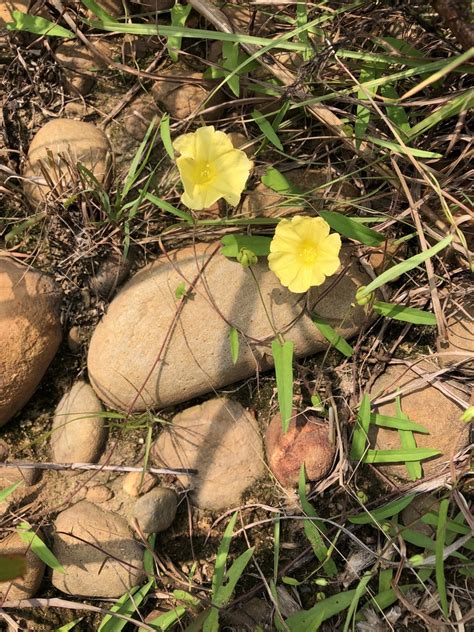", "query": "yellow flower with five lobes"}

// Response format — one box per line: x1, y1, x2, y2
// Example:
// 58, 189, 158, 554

268, 216, 342, 293
173, 126, 253, 211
